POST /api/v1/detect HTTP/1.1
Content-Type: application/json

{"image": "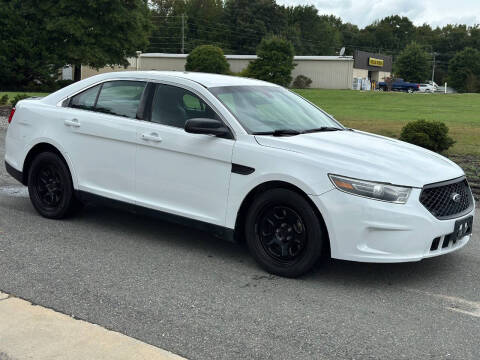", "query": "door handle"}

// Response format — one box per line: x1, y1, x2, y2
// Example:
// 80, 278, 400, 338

64, 118, 80, 128
141, 132, 162, 142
